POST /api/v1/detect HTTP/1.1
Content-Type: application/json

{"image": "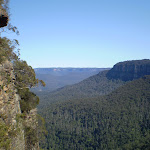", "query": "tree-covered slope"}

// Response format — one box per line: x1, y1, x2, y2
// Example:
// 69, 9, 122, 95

33, 68, 106, 92
39, 75, 150, 150
38, 59, 150, 105
38, 70, 125, 105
